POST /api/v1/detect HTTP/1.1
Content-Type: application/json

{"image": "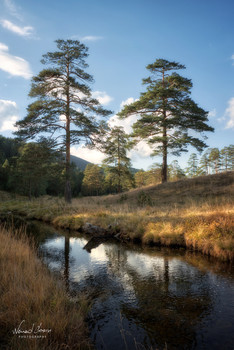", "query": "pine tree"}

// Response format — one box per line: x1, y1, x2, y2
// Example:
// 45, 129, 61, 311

15, 39, 111, 202
199, 150, 211, 175
186, 153, 199, 177
102, 126, 133, 193
14, 142, 56, 198
118, 59, 214, 183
